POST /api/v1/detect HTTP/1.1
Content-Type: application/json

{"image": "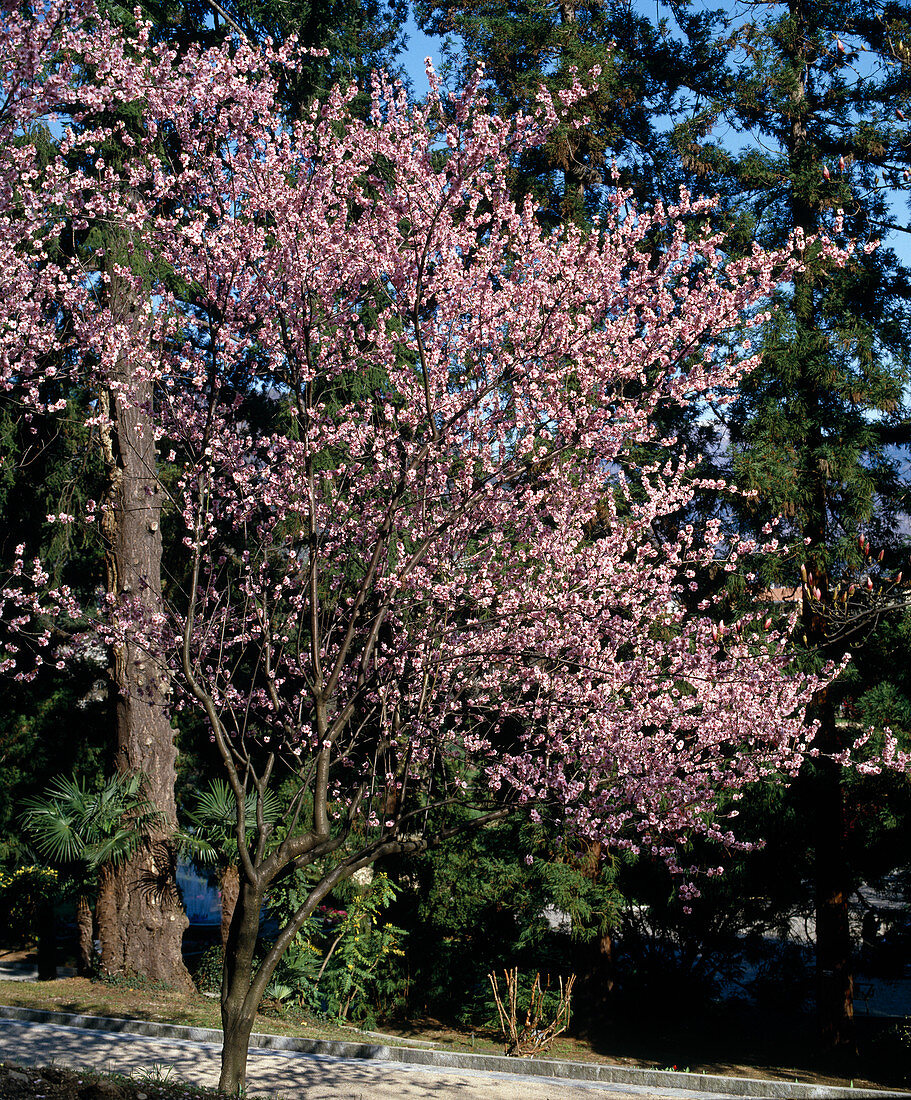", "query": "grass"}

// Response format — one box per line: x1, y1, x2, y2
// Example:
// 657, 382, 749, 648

1, 970, 909, 1095
1, 978, 354, 1046
0, 974, 509, 1055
